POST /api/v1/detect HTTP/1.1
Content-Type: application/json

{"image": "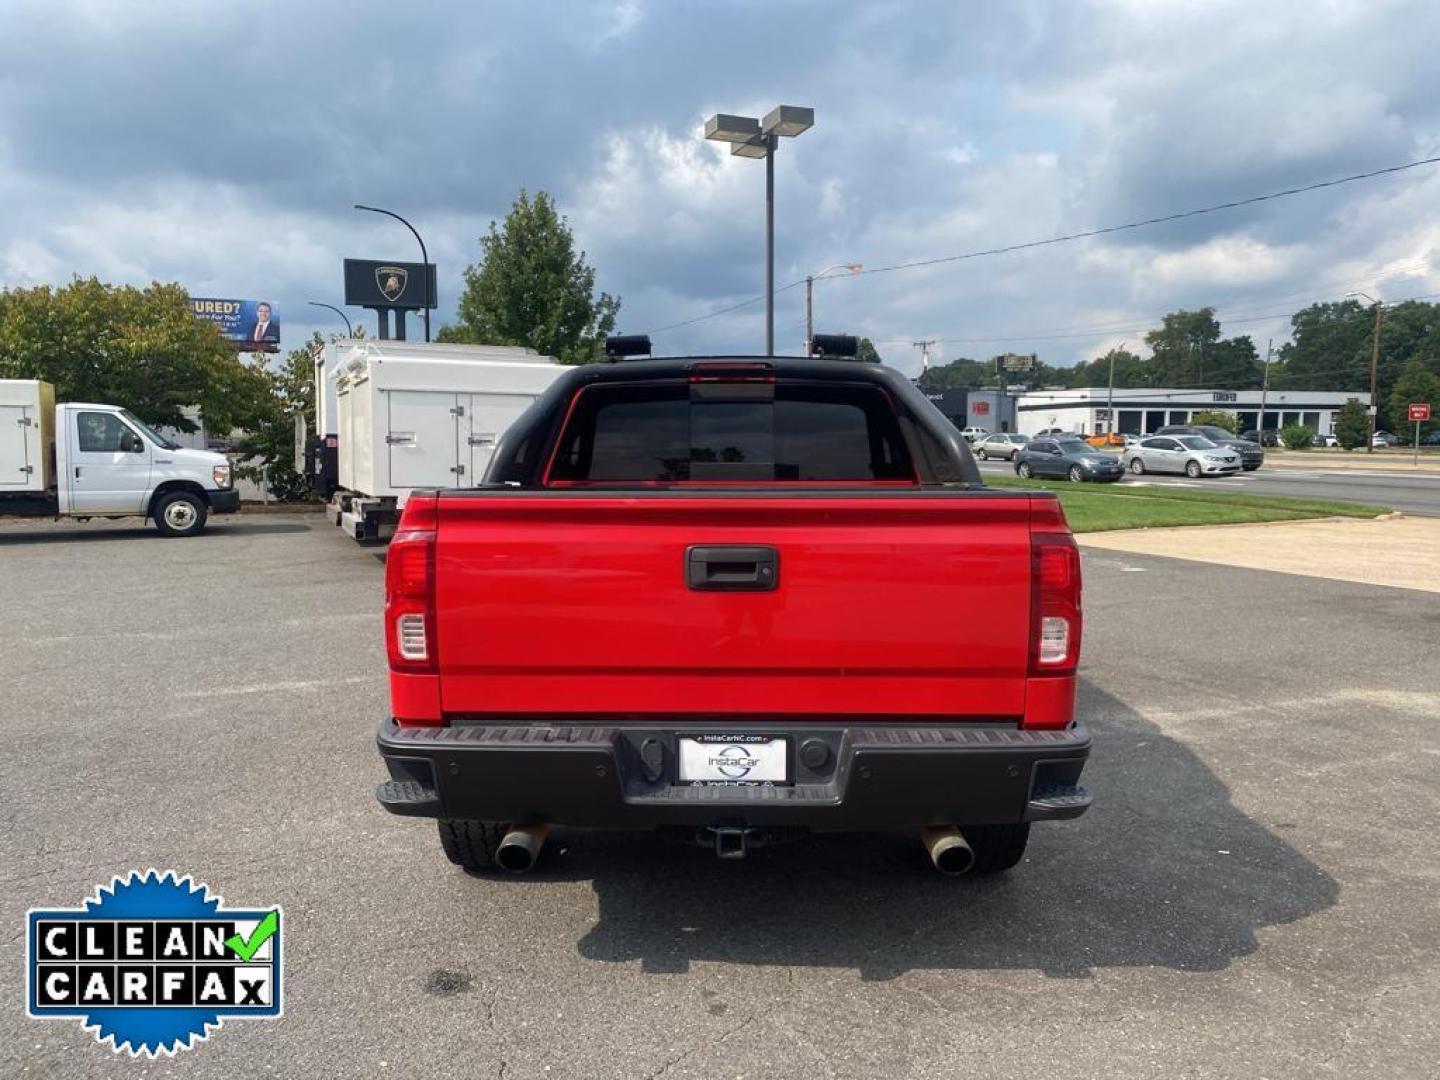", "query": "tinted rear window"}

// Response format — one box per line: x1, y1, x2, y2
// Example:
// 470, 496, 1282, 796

548, 382, 915, 484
